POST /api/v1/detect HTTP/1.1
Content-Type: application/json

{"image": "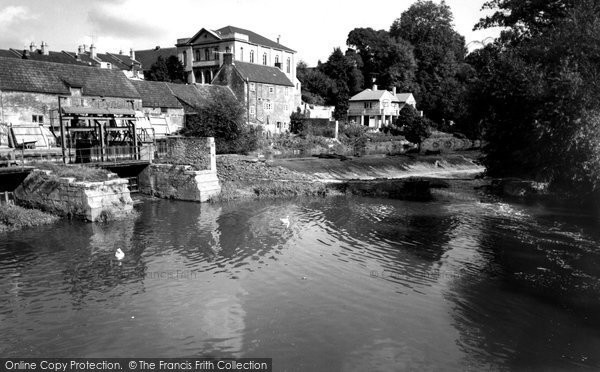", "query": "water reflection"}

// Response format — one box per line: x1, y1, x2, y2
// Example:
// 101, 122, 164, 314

1, 186, 600, 369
